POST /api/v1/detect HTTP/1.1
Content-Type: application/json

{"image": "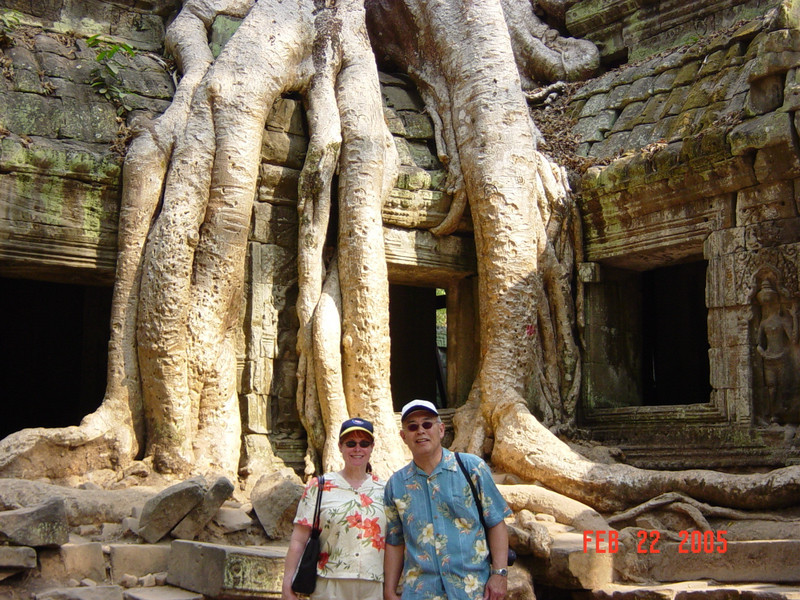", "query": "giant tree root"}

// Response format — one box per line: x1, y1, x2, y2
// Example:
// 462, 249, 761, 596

498, 483, 608, 532
492, 404, 800, 512
608, 491, 798, 531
